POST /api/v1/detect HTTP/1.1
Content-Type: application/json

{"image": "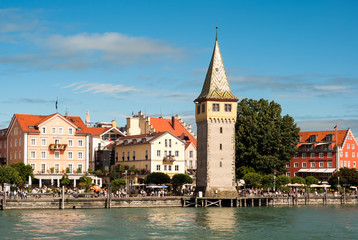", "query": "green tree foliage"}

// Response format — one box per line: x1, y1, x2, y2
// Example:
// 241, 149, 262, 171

305, 176, 319, 186
0, 165, 22, 188
276, 175, 291, 188
235, 98, 300, 174
243, 172, 262, 188
236, 166, 255, 179
171, 174, 193, 193
79, 174, 94, 191
261, 174, 275, 189
144, 172, 170, 185
10, 163, 33, 183
111, 179, 126, 192
291, 176, 305, 184
60, 173, 71, 187
109, 165, 127, 180
329, 168, 358, 188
